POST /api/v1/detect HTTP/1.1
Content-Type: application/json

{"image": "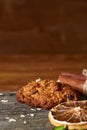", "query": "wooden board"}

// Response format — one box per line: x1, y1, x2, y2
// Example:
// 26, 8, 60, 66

0, 92, 52, 130
0, 92, 87, 130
